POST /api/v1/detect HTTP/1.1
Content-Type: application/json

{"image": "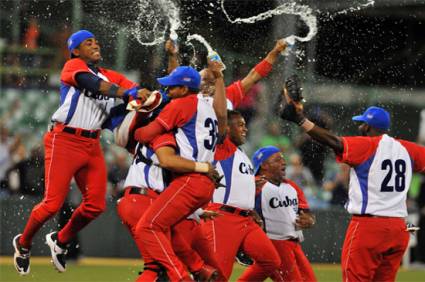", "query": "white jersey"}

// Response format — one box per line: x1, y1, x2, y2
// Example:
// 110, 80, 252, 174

157, 94, 218, 163
345, 134, 412, 217
52, 69, 116, 130
123, 144, 170, 192
213, 142, 255, 210
257, 180, 306, 241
